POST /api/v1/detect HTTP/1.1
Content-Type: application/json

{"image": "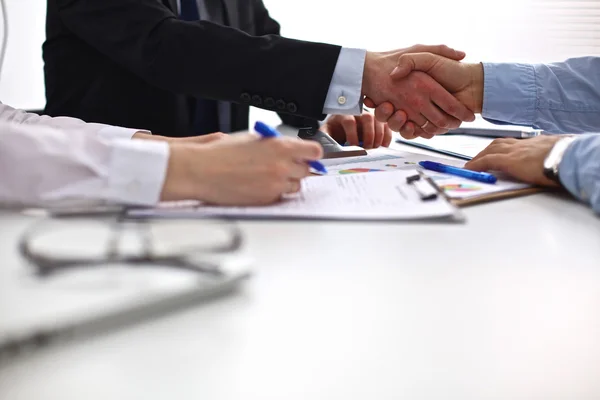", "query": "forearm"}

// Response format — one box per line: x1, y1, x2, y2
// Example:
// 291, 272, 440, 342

254, 0, 359, 122
482, 57, 600, 133
559, 134, 600, 214
56, 0, 340, 120
0, 123, 168, 207
0, 103, 144, 141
